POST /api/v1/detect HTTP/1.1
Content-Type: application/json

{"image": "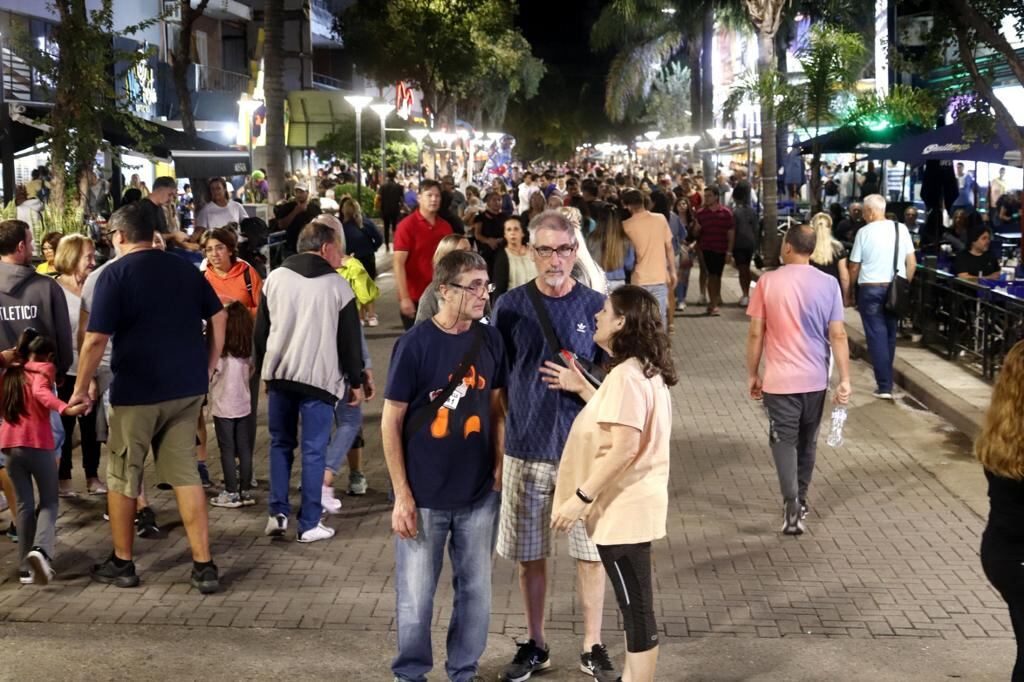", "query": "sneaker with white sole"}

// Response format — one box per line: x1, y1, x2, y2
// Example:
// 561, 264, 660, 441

26, 547, 56, 585
210, 491, 242, 508
265, 514, 288, 537
367, 315, 379, 327
580, 642, 619, 681
321, 486, 342, 514
675, 302, 687, 312
781, 500, 805, 535
18, 570, 33, 584
503, 639, 551, 682
239, 491, 257, 507
348, 471, 368, 496
739, 295, 750, 307
872, 391, 894, 400
297, 522, 335, 543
